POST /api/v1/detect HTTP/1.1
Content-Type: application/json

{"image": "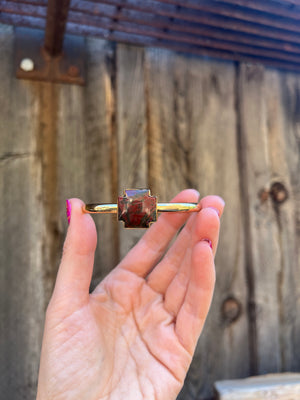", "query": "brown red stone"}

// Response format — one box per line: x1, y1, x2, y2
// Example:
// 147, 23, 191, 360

118, 189, 157, 228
